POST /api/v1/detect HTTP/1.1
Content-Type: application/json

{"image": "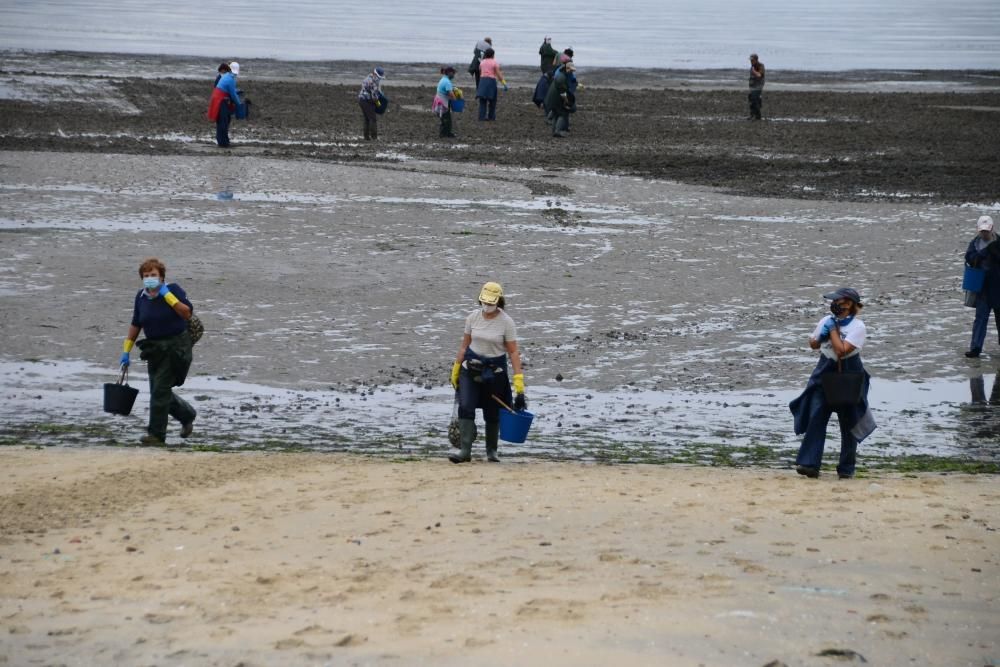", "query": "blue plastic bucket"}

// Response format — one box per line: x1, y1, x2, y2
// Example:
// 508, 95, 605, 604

499, 409, 534, 443
451, 98, 465, 113
963, 266, 986, 292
